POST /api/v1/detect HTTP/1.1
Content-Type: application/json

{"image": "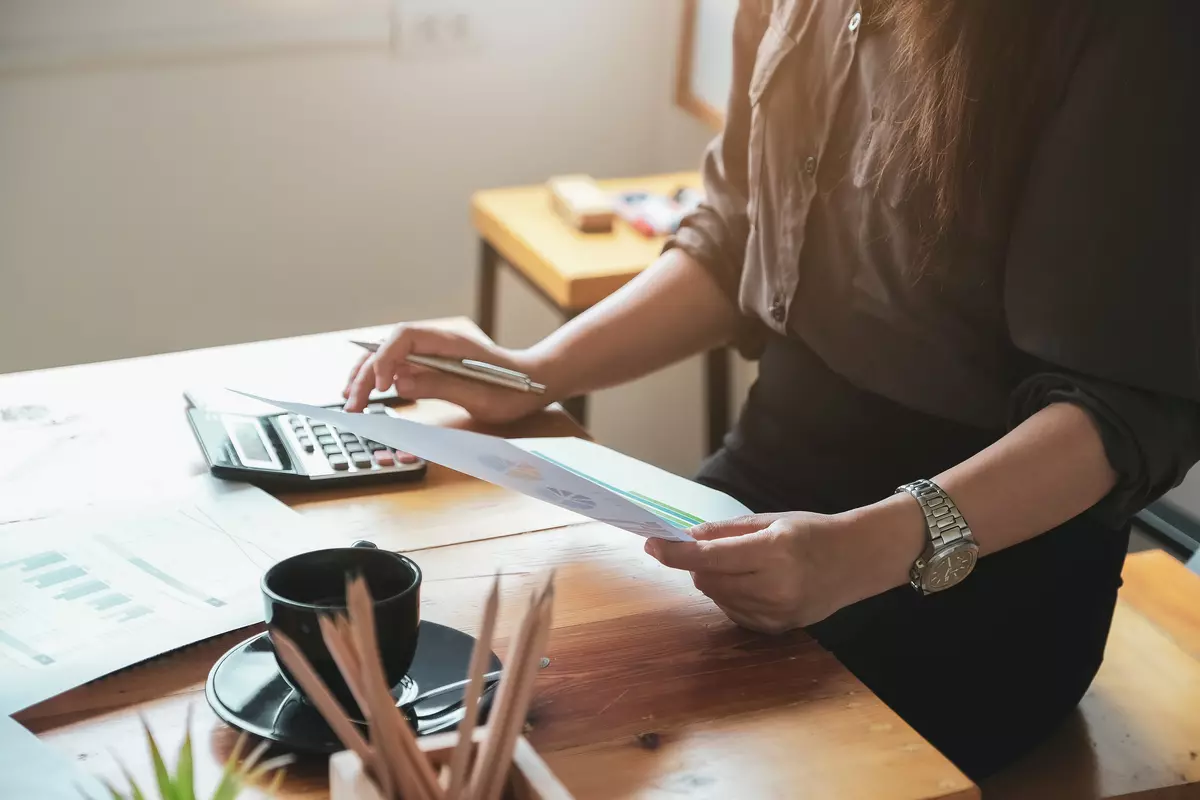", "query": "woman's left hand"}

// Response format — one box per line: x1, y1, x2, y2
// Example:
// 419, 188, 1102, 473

643, 511, 883, 634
